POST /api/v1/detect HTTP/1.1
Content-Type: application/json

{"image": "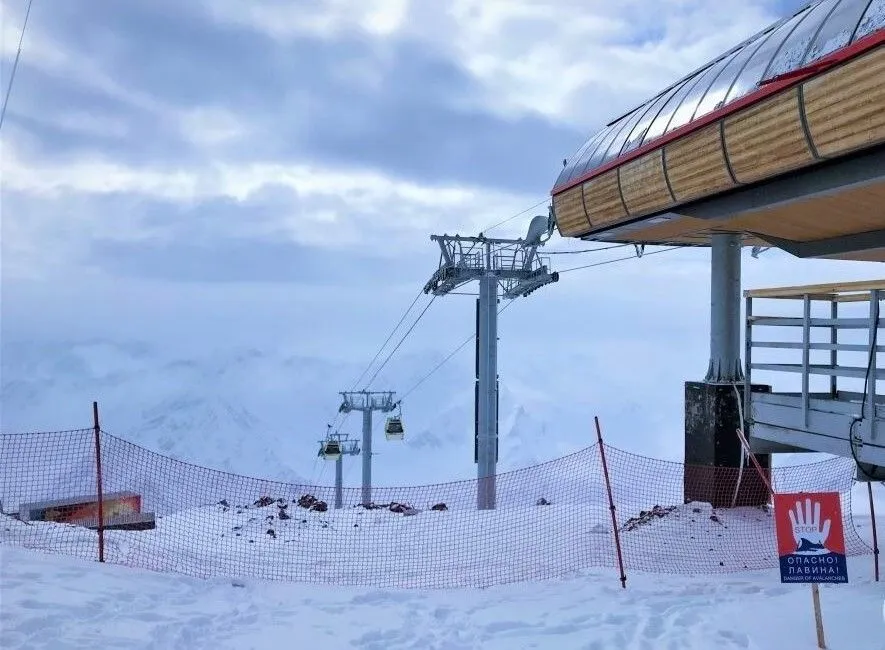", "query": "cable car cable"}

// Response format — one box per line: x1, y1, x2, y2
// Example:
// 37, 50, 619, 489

0, 0, 34, 133
347, 288, 426, 392
364, 294, 438, 390
398, 300, 516, 402
482, 197, 550, 234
